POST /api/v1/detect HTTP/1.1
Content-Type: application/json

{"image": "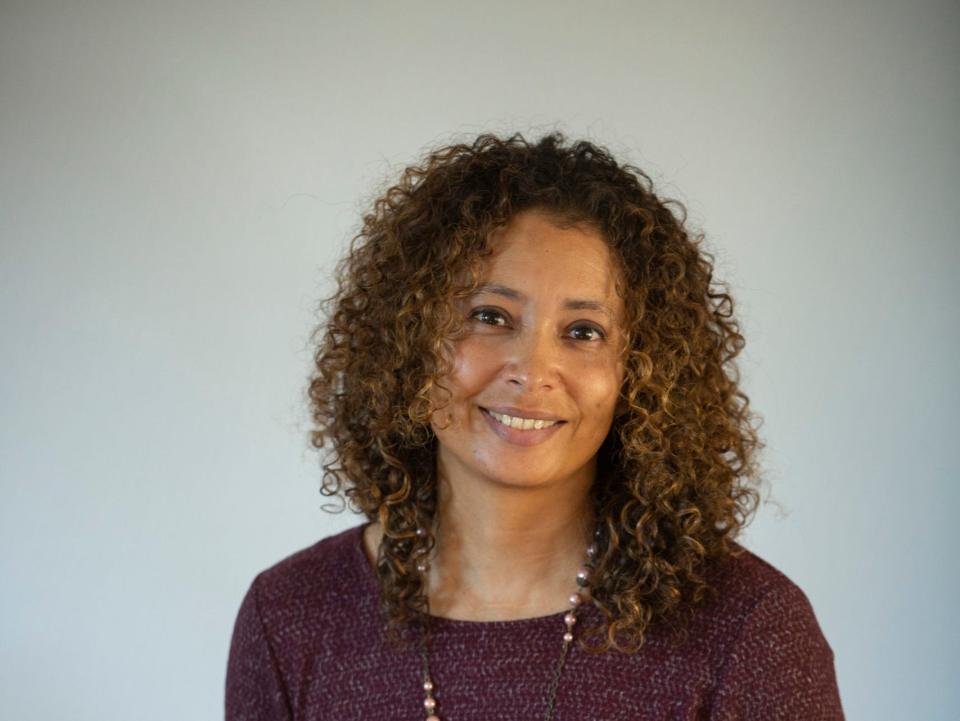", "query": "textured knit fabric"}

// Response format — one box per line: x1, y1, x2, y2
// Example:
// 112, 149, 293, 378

225, 523, 844, 720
